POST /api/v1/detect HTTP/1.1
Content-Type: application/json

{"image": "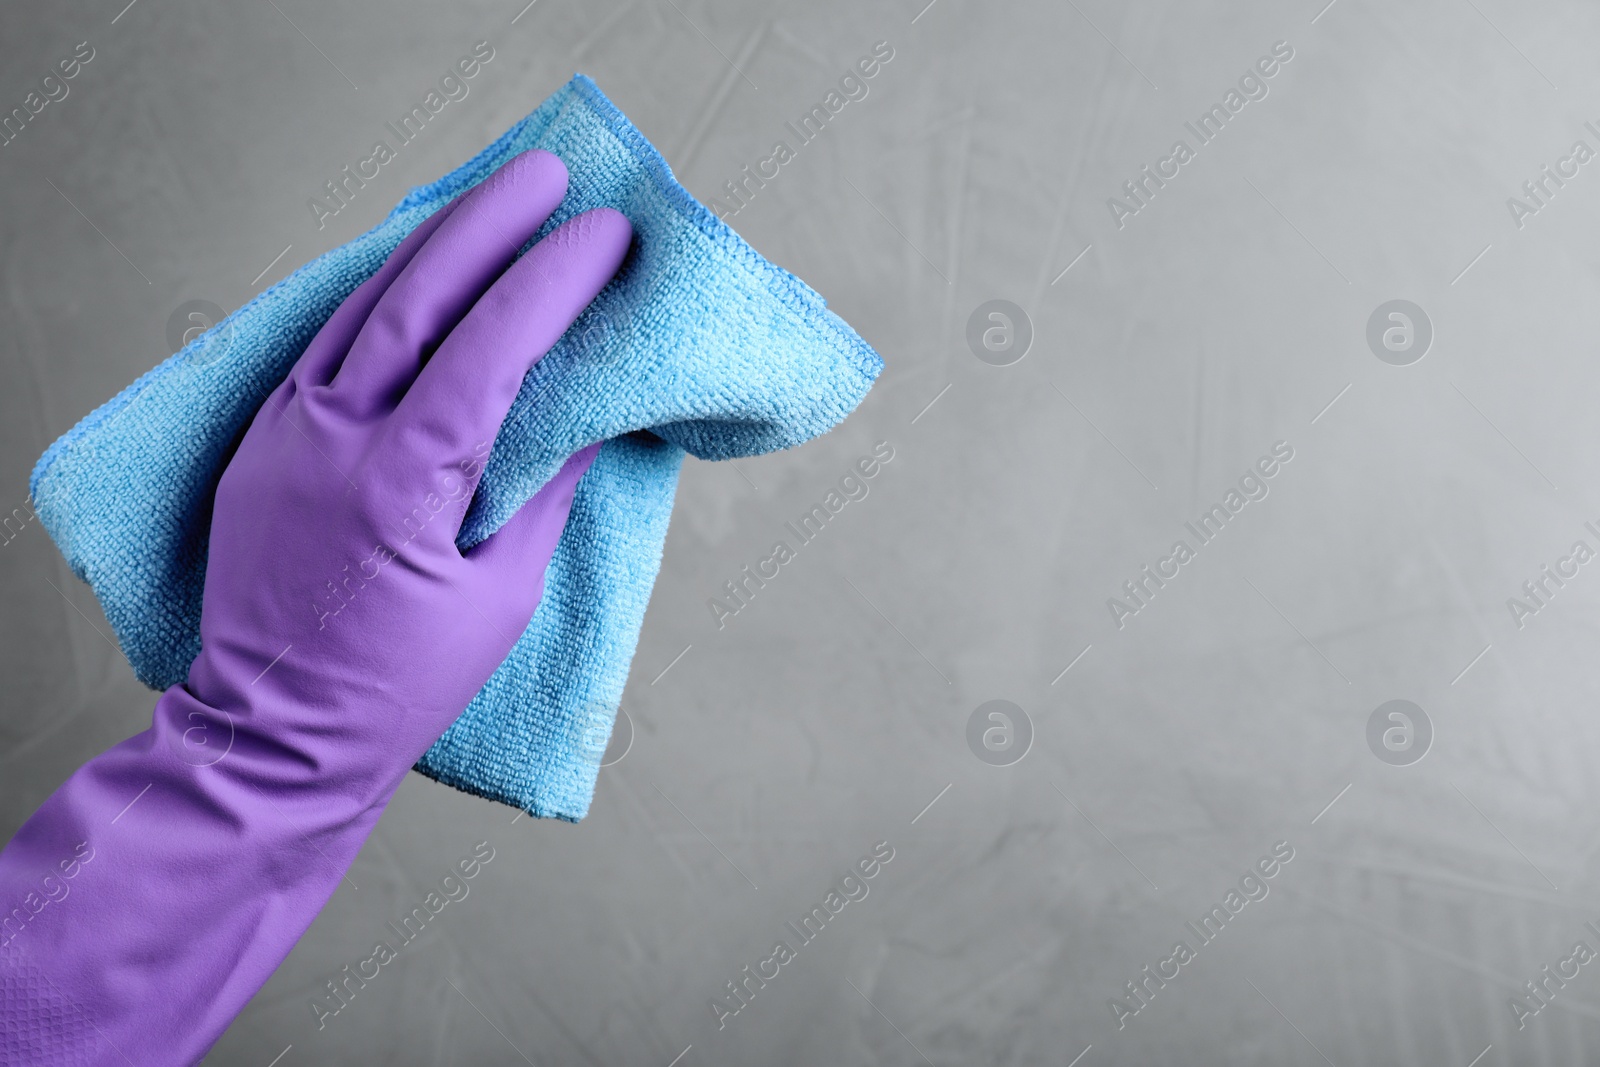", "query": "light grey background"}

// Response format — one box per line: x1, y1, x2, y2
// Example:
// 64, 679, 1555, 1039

3, 0, 1599, 1063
